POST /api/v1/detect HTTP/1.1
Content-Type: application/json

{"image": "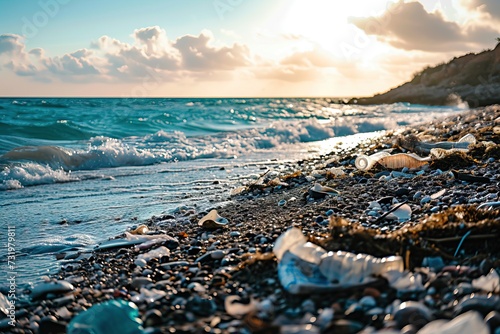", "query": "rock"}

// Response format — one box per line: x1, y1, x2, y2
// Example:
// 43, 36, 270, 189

331, 319, 364, 334
131, 277, 153, 289
144, 309, 163, 327
31, 281, 74, 300
454, 294, 500, 317
393, 301, 433, 329
186, 296, 217, 317
38, 315, 66, 334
